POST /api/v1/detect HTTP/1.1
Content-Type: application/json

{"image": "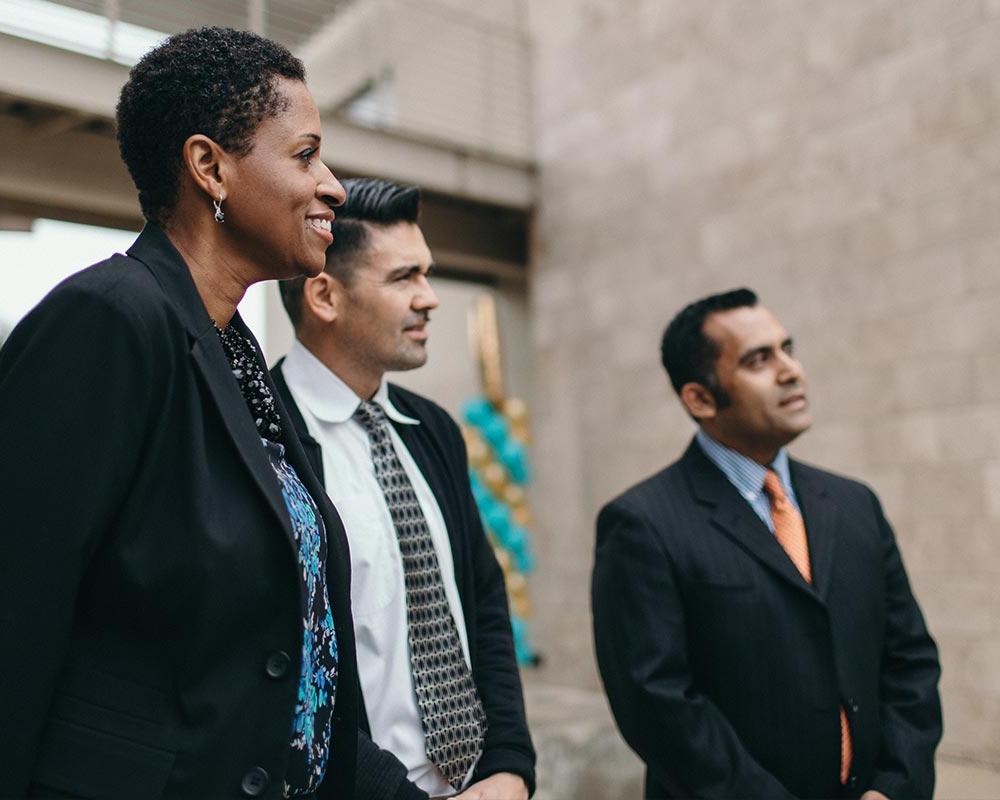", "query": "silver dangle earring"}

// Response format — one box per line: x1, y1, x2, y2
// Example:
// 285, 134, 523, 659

213, 195, 225, 223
